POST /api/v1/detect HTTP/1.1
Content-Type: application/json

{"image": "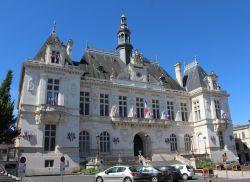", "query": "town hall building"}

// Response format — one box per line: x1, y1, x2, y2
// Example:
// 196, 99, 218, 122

15, 14, 237, 175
